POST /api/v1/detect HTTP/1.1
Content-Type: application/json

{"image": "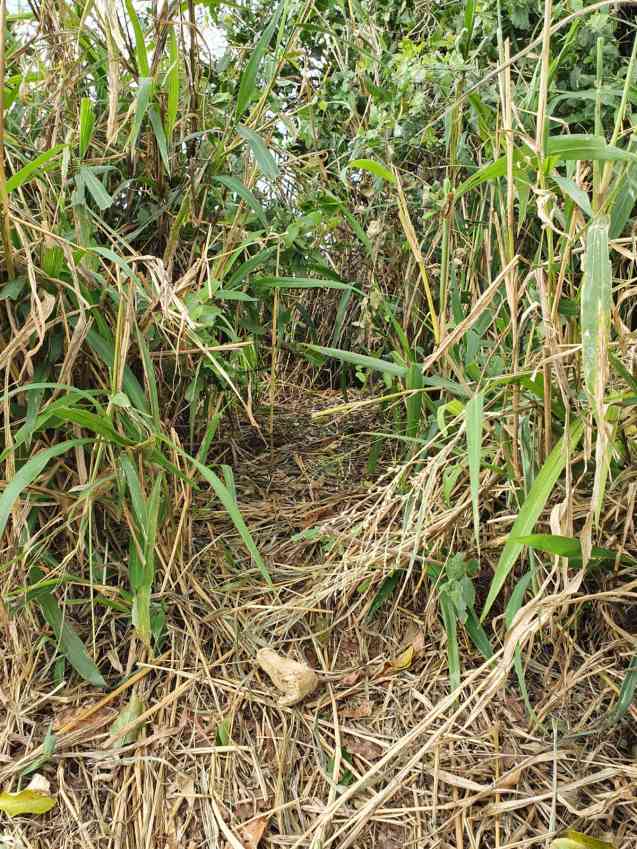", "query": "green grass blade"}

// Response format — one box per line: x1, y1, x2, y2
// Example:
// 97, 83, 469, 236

129, 77, 154, 150
481, 418, 584, 619
148, 105, 170, 175
254, 276, 361, 293
79, 166, 113, 211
